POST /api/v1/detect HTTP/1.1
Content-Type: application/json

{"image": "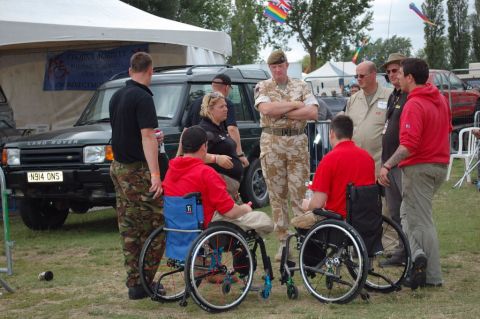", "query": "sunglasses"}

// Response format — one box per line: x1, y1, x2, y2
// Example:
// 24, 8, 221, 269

354, 73, 370, 79
205, 91, 224, 106
386, 68, 399, 75
212, 81, 231, 87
